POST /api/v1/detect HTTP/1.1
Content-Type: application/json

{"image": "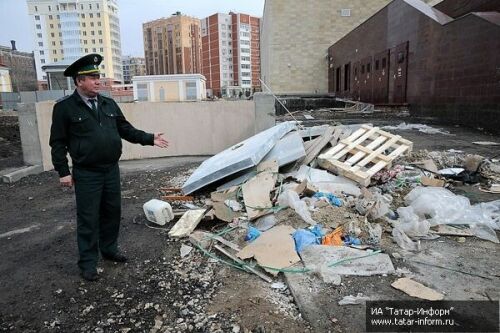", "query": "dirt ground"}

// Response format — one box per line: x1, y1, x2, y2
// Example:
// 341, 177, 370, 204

0, 110, 499, 332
